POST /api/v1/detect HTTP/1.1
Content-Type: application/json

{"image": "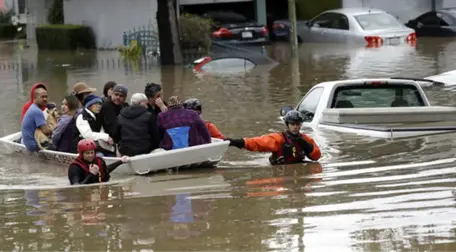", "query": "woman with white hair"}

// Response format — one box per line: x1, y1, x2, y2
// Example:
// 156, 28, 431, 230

114, 93, 160, 156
